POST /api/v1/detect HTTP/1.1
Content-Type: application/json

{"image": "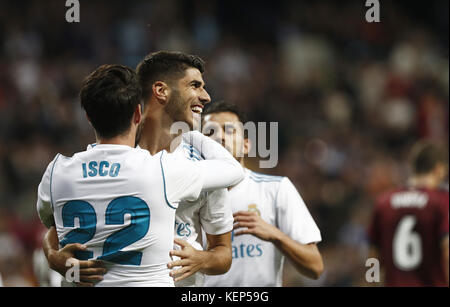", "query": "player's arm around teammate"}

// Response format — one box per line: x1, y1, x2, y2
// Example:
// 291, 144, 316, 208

43, 226, 106, 287
41, 170, 234, 286
167, 131, 239, 282
41, 176, 236, 287
41, 130, 244, 286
